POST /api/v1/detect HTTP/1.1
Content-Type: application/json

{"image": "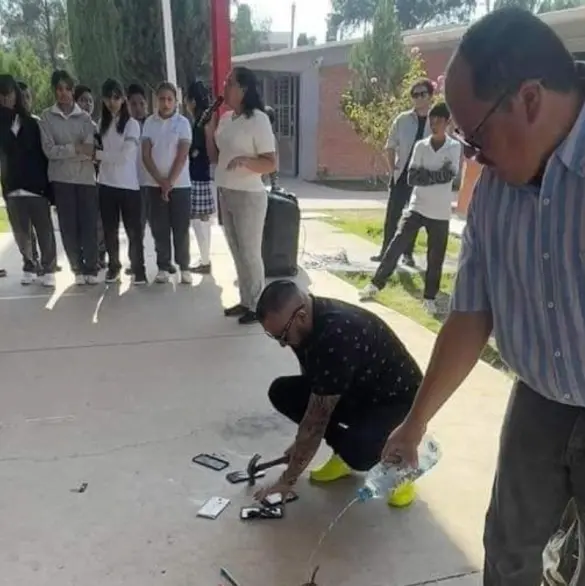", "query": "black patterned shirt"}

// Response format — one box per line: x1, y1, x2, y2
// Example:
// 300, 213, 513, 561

293, 296, 422, 408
